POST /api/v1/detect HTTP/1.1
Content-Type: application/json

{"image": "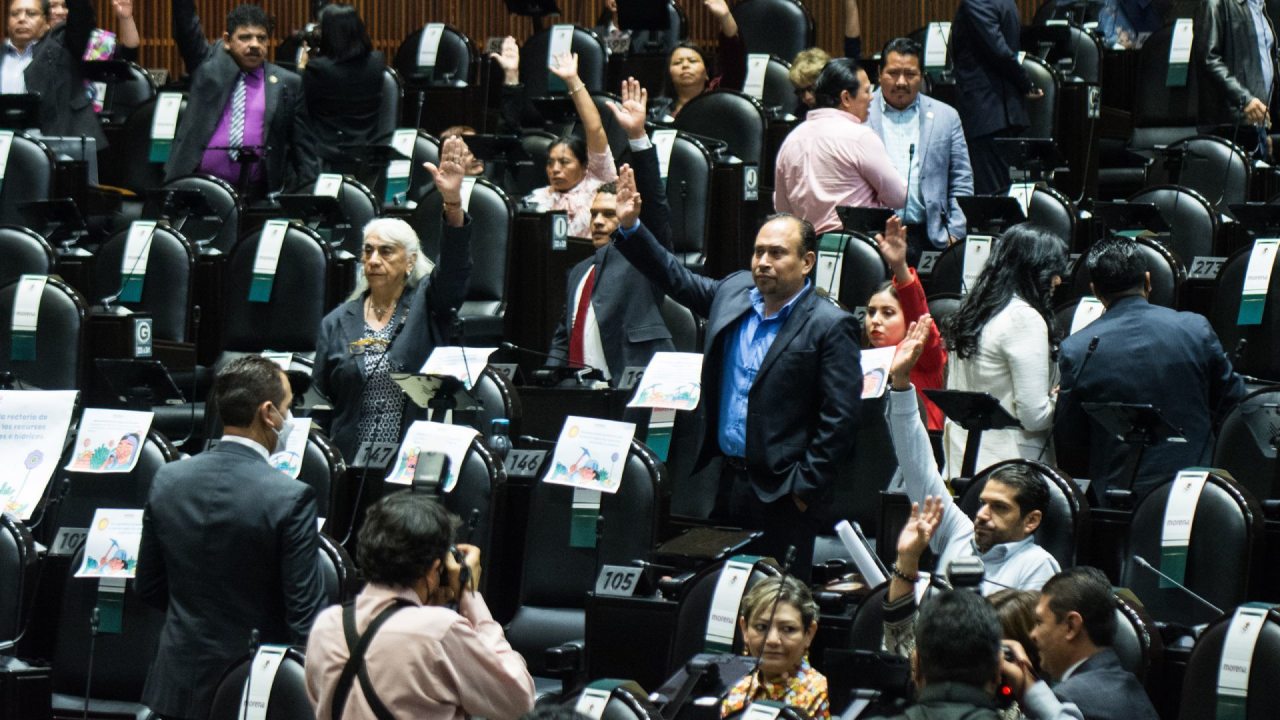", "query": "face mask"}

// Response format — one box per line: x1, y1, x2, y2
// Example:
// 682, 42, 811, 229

270, 406, 294, 455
